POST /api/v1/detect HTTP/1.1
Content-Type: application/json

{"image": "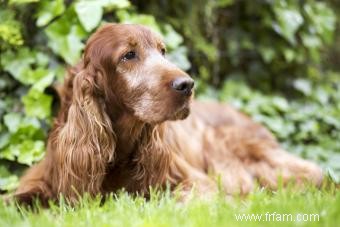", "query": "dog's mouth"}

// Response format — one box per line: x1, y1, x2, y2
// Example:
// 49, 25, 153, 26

170, 102, 191, 120
171, 91, 195, 120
